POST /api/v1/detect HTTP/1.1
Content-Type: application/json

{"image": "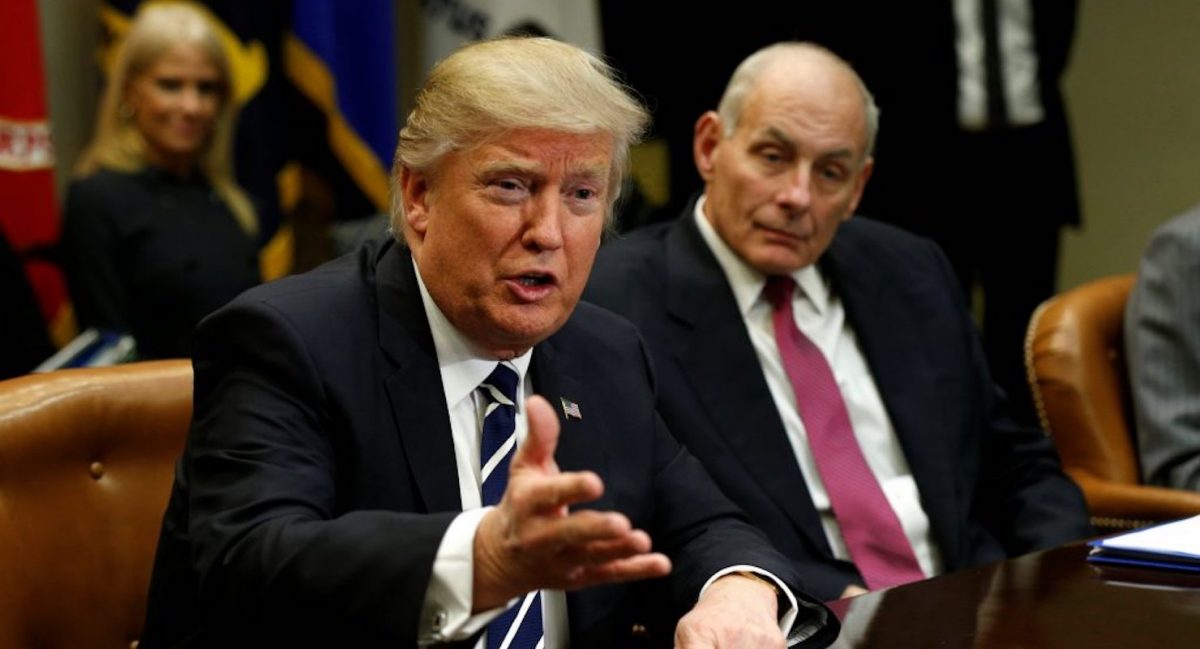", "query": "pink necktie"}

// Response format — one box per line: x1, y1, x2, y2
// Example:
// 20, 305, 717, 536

765, 275, 925, 590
